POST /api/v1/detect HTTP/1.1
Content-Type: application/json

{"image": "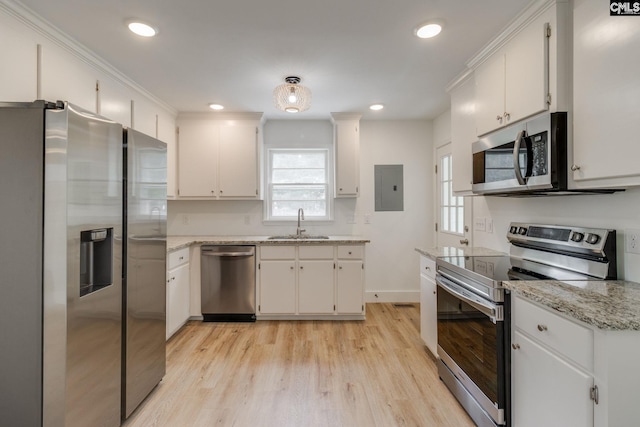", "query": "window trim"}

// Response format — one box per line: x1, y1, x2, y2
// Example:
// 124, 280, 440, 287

264, 147, 333, 222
